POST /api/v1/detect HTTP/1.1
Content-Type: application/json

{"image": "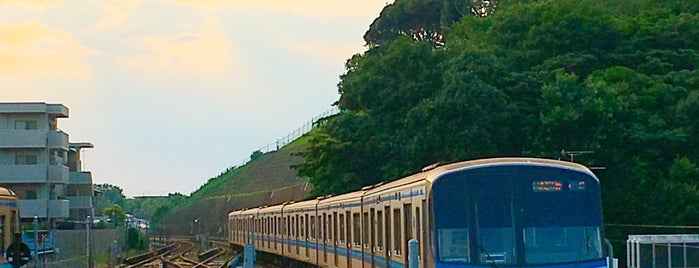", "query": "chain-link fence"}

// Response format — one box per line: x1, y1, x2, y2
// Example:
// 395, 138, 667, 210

230, 107, 340, 169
